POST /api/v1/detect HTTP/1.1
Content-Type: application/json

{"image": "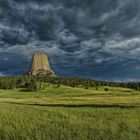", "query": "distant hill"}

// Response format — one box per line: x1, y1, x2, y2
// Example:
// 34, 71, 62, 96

28, 52, 55, 76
